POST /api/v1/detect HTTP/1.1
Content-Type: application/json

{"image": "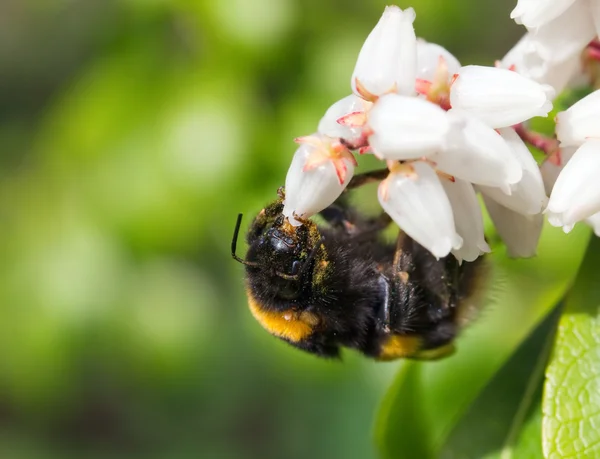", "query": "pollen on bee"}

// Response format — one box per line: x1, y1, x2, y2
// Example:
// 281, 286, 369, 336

283, 312, 293, 321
